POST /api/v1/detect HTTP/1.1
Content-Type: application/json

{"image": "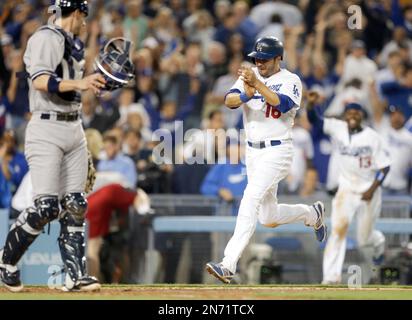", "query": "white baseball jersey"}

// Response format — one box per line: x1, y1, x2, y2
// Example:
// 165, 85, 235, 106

230, 68, 302, 142
380, 126, 412, 191
324, 118, 391, 193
